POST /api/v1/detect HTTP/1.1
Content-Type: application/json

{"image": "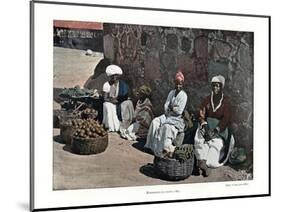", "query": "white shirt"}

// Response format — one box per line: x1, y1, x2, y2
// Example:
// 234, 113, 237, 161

102, 81, 119, 98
